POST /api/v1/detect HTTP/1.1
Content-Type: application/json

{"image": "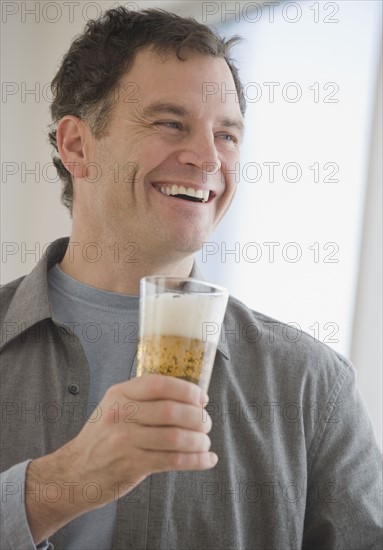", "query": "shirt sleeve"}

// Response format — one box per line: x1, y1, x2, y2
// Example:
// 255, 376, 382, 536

1, 460, 50, 550
302, 362, 383, 549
